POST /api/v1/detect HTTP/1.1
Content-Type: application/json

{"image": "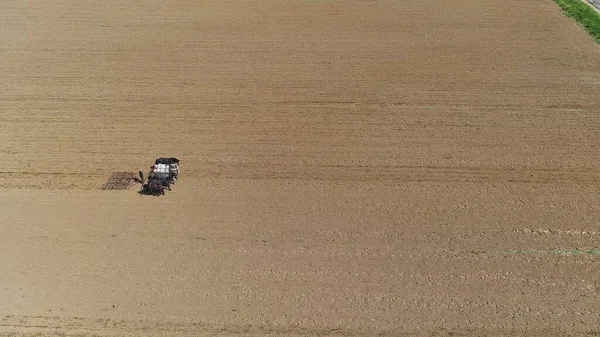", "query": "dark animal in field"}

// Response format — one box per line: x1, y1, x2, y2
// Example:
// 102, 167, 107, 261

158, 178, 171, 190
139, 179, 168, 196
